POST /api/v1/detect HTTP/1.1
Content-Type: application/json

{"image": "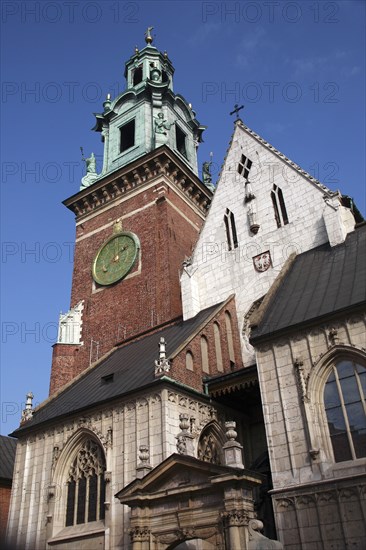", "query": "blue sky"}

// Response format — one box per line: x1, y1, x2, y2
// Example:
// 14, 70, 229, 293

1, 0, 365, 435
